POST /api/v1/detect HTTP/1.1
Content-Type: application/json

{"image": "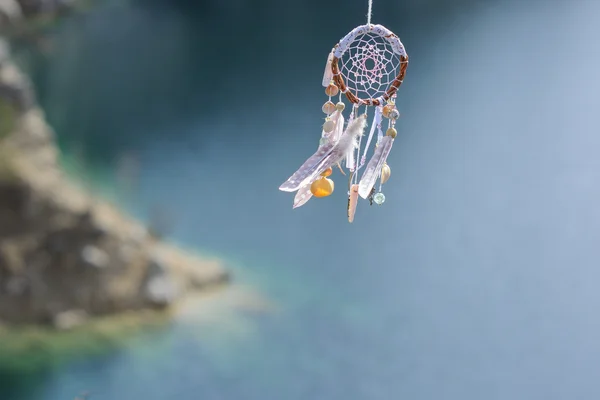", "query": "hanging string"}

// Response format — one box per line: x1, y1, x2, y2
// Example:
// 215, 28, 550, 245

367, 0, 373, 26
353, 105, 366, 180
